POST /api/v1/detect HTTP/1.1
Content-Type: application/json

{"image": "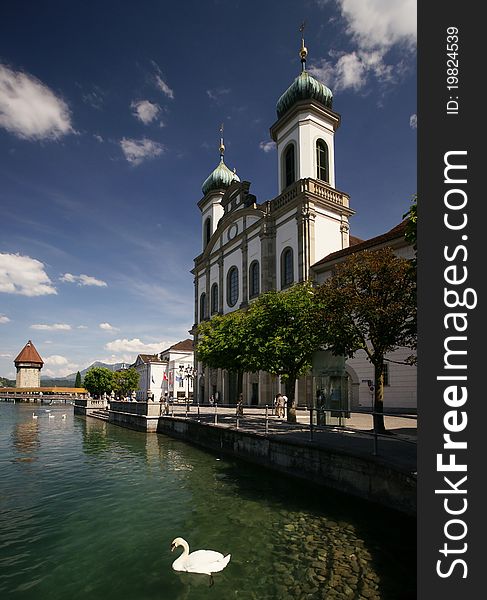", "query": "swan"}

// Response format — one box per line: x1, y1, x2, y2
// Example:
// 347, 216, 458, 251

32, 413, 38, 419
170, 537, 230, 583
48, 413, 55, 419
62, 414, 67, 419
